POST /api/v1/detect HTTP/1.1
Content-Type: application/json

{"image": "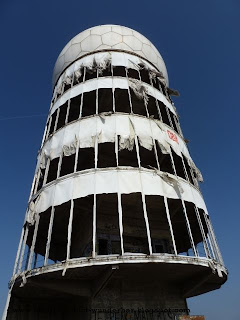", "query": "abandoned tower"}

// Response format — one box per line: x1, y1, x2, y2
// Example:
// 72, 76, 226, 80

3, 25, 227, 320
